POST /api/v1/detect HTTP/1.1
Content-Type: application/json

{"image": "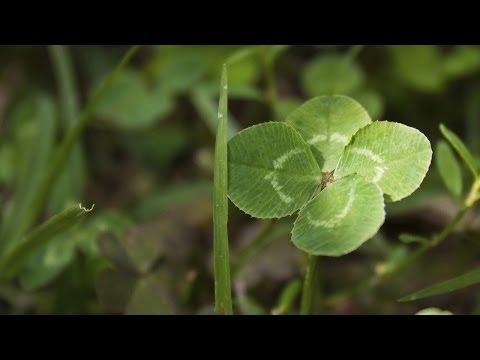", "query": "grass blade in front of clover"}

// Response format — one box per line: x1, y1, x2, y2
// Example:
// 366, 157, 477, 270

399, 267, 480, 302
0, 205, 92, 281
335, 121, 432, 202
190, 86, 240, 139
440, 123, 478, 178
213, 65, 233, 314
18, 46, 139, 246
435, 140, 463, 200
